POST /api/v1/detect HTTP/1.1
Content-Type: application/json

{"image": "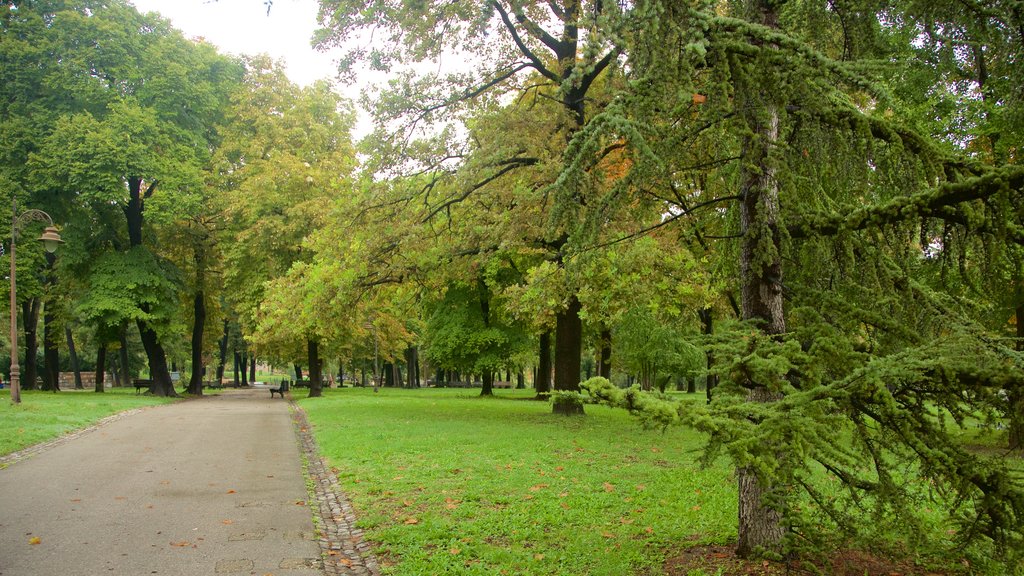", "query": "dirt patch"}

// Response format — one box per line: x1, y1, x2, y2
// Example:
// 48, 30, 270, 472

664, 544, 956, 576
